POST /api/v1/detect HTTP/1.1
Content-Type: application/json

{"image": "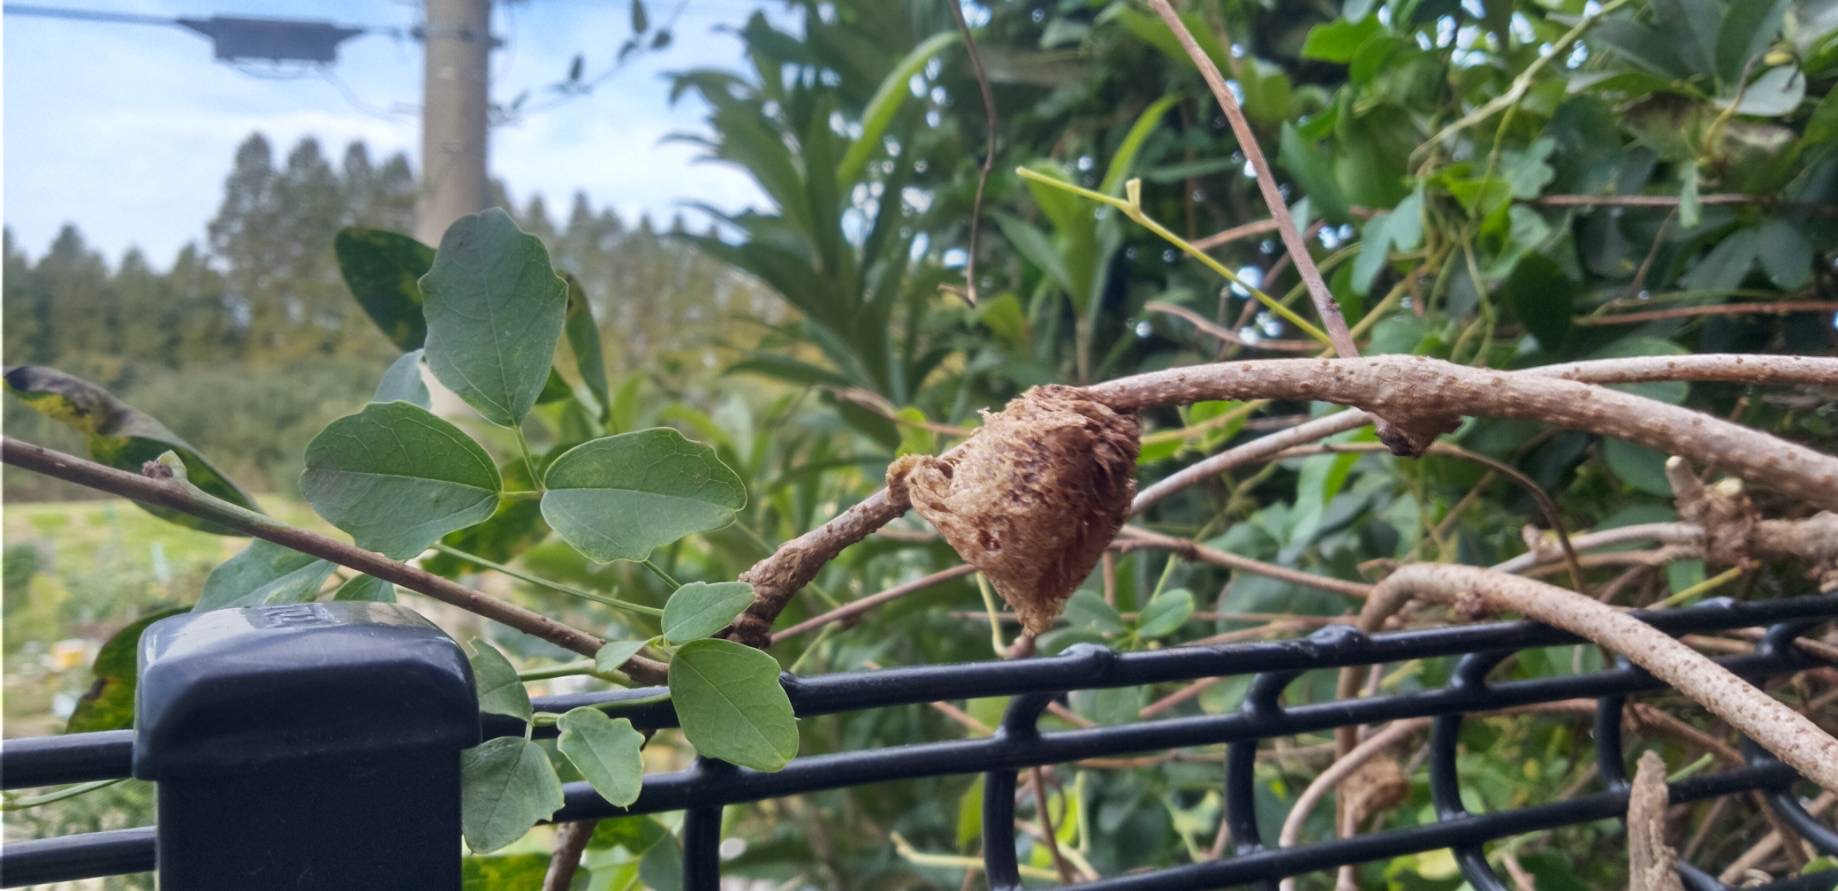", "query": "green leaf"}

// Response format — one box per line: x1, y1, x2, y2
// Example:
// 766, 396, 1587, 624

557, 707, 645, 807
1500, 138, 1556, 199
1604, 439, 1674, 497
335, 227, 434, 351
301, 402, 501, 560
589, 815, 670, 853
541, 428, 747, 563
420, 208, 569, 427
1099, 95, 1178, 196
332, 574, 396, 602
668, 638, 798, 771
1756, 219, 1813, 289
1278, 124, 1351, 223
993, 213, 1073, 293
3, 365, 261, 535
372, 350, 430, 407
1063, 589, 1125, 634
1716, 0, 1790, 84
563, 275, 612, 422
836, 31, 957, 190
1680, 228, 1760, 292
1351, 187, 1424, 295
462, 854, 552, 890
1136, 588, 1195, 639
1076, 685, 1142, 726
662, 581, 755, 644
1301, 16, 1382, 63
66, 608, 185, 733
460, 737, 564, 853
1503, 254, 1574, 350
468, 639, 532, 723
596, 640, 649, 675
1724, 66, 1807, 117
196, 539, 336, 612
